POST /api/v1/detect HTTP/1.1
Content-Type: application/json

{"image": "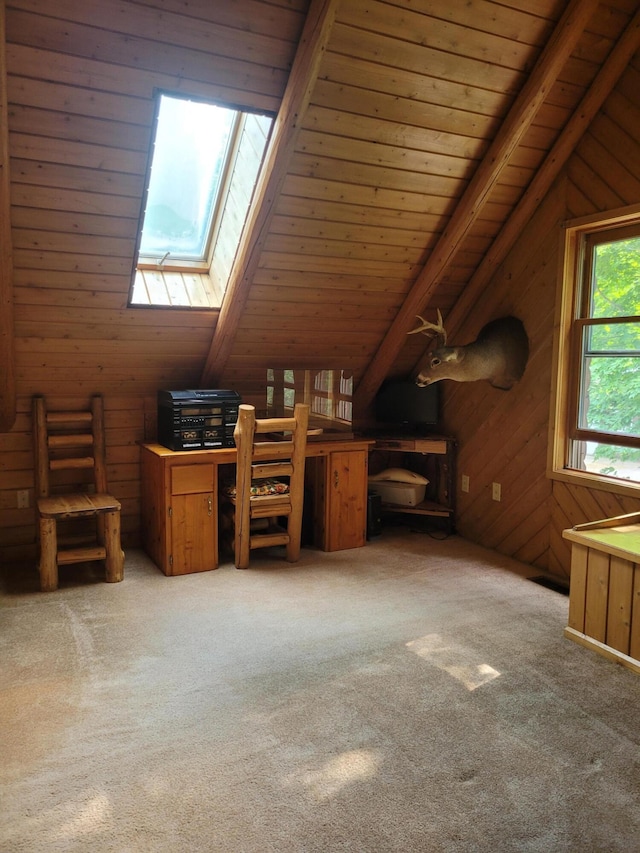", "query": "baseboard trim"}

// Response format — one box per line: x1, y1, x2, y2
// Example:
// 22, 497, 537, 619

564, 627, 640, 675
